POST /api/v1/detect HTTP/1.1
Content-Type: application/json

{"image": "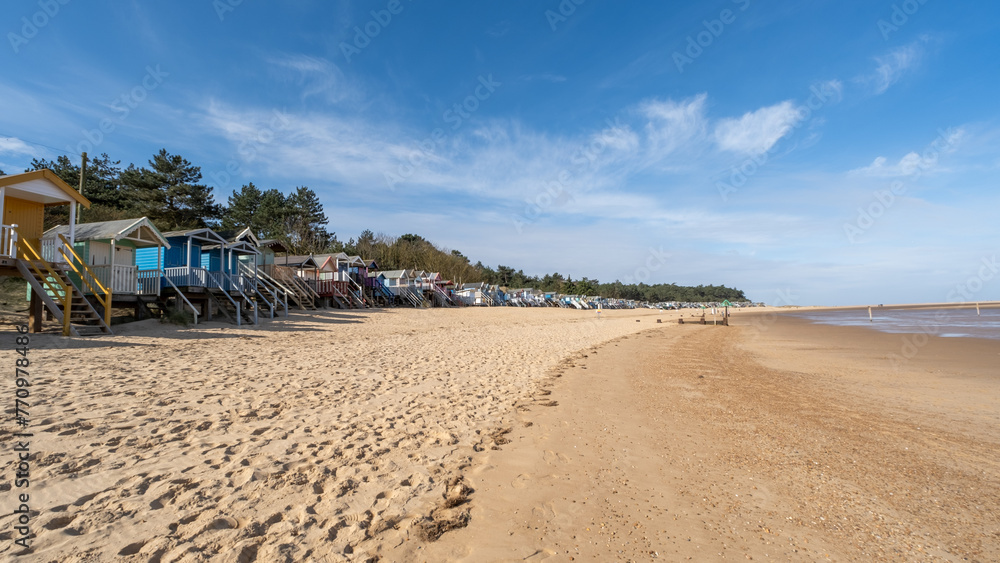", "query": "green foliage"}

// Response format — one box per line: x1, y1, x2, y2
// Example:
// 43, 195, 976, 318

284, 186, 333, 253
471, 263, 746, 302
120, 149, 222, 231
29, 153, 127, 228
160, 308, 195, 327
